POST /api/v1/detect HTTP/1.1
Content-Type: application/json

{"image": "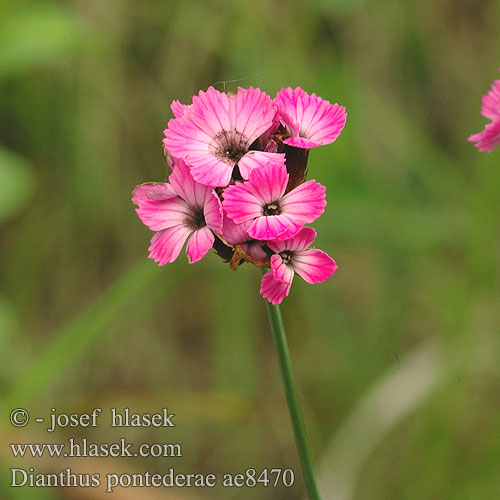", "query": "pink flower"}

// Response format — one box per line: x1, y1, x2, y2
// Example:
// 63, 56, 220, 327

274, 87, 347, 149
163, 86, 284, 187
222, 159, 326, 241
260, 227, 338, 304
134, 85, 344, 304
469, 70, 500, 152
132, 159, 223, 265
